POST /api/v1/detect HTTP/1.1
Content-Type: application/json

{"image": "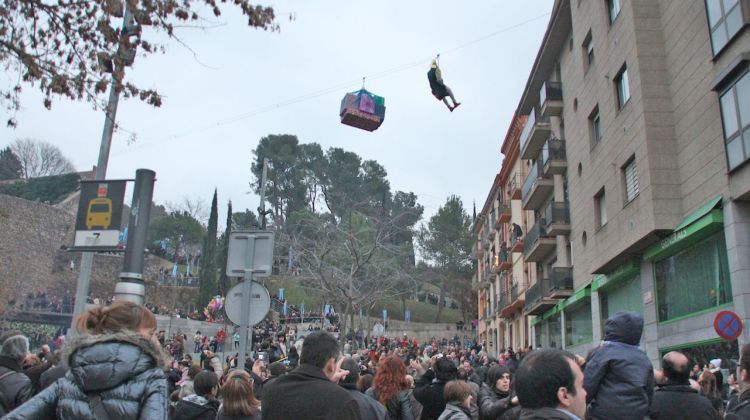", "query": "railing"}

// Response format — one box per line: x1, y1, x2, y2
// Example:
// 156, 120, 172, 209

520, 108, 550, 153
489, 208, 497, 228
523, 220, 550, 254
544, 201, 571, 228
540, 81, 563, 105
542, 138, 566, 165
549, 267, 574, 292
525, 278, 549, 306
511, 283, 520, 302
522, 161, 542, 200
497, 291, 507, 311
